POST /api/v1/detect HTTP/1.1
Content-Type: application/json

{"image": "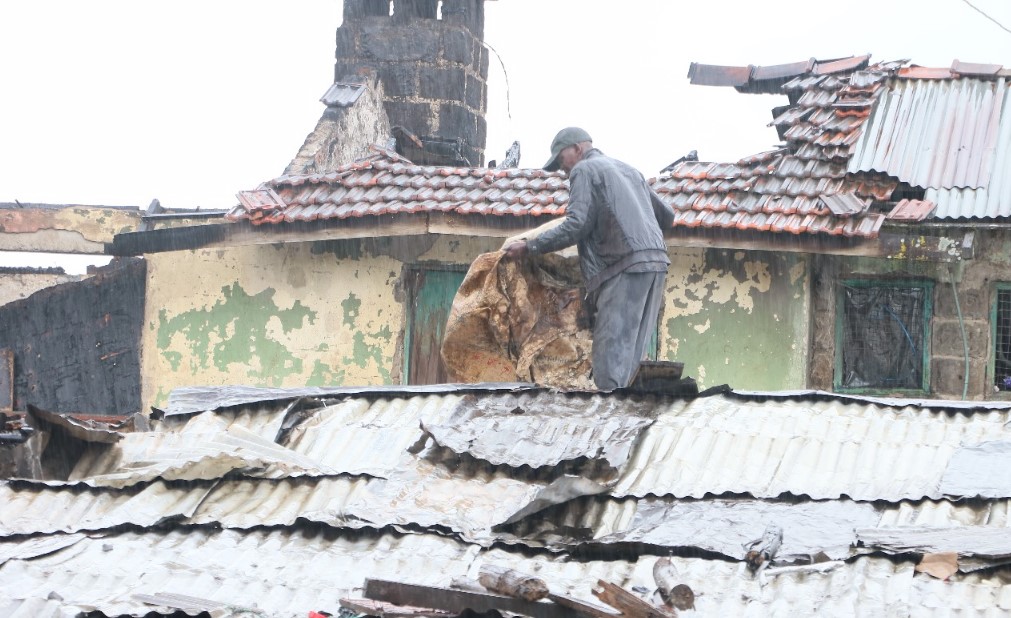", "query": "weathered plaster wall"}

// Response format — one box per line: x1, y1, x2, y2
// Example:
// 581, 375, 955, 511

808, 227, 1011, 400
284, 76, 392, 176
0, 272, 84, 306
142, 243, 404, 410
0, 205, 141, 253
660, 248, 810, 391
